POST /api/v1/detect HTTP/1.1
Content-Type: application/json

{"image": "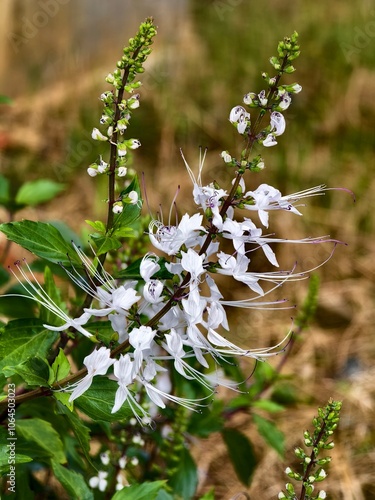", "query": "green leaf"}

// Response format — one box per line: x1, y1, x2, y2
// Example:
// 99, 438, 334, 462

252, 399, 285, 413
155, 490, 175, 500
0, 174, 10, 205
188, 400, 224, 437
3, 356, 52, 387
57, 403, 92, 464
116, 175, 142, 228
222, 428, 257, 486
0, 265, 10, 287
39, 266, 66, 326
74, 377, 134, 422
0, 95, 12, 104
85, 219, 106, 233
15, 179, 65, 207
0, 220, 81, 266
112, 481, 167, 500
169, 447, 198, 500
197, 490, 215, 500
17, 418, 66, 464
51, 460, 93, 500
0, 319, 58, 375
51, 348, 71, 383
0, 283, 40, 319
85, 320, 118, 345
0, 428, 33, 474
252, 413, 285, 457
91, 235, 122, 255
